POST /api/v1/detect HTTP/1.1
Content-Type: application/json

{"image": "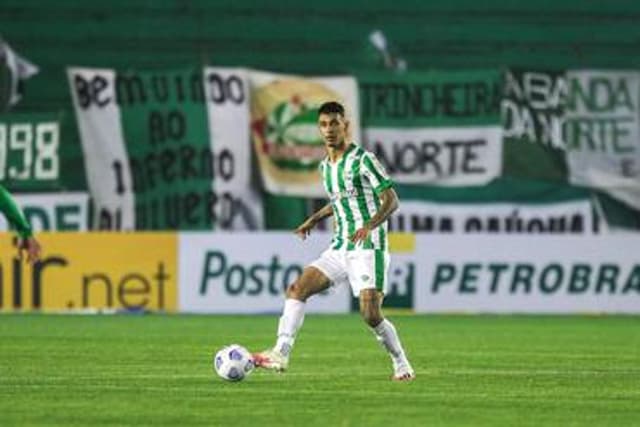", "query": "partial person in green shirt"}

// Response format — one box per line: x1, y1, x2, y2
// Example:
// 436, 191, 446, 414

0, 185, 41, 263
